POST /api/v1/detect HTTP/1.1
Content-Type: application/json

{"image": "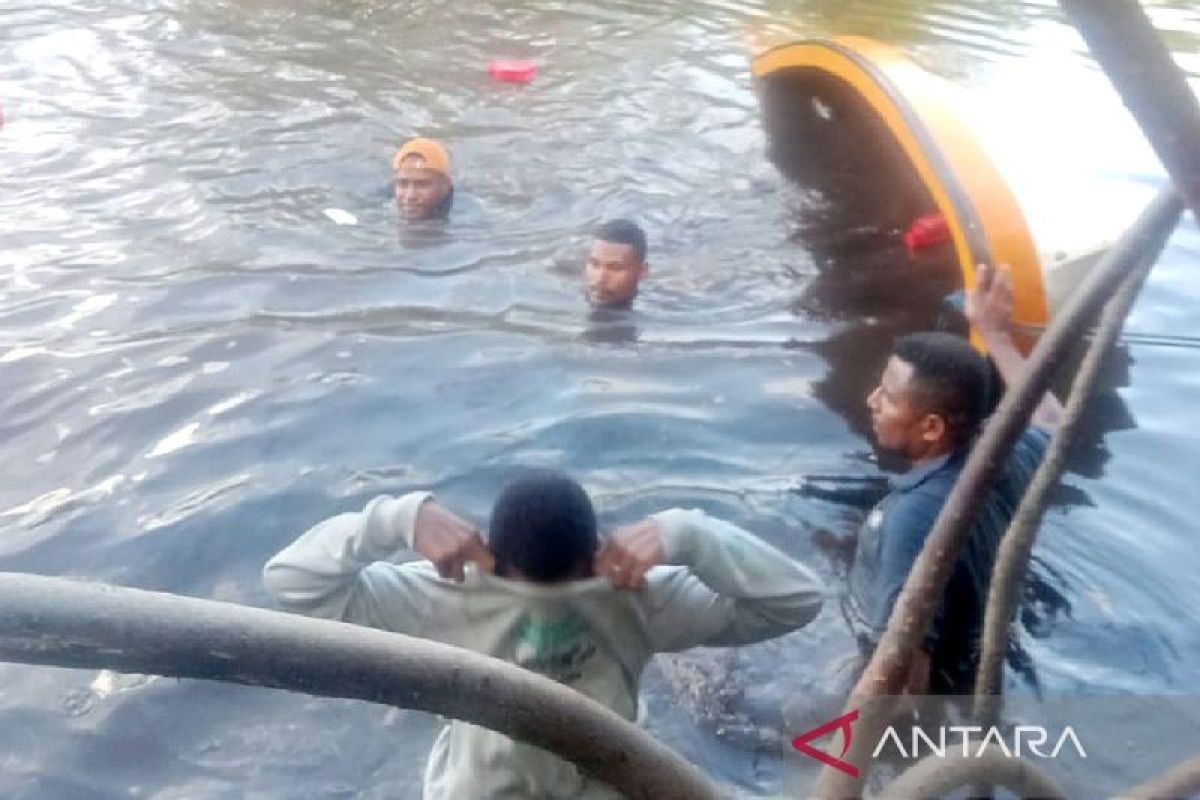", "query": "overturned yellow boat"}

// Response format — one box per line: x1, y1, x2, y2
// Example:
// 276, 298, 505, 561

753, 36, 1065, 337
